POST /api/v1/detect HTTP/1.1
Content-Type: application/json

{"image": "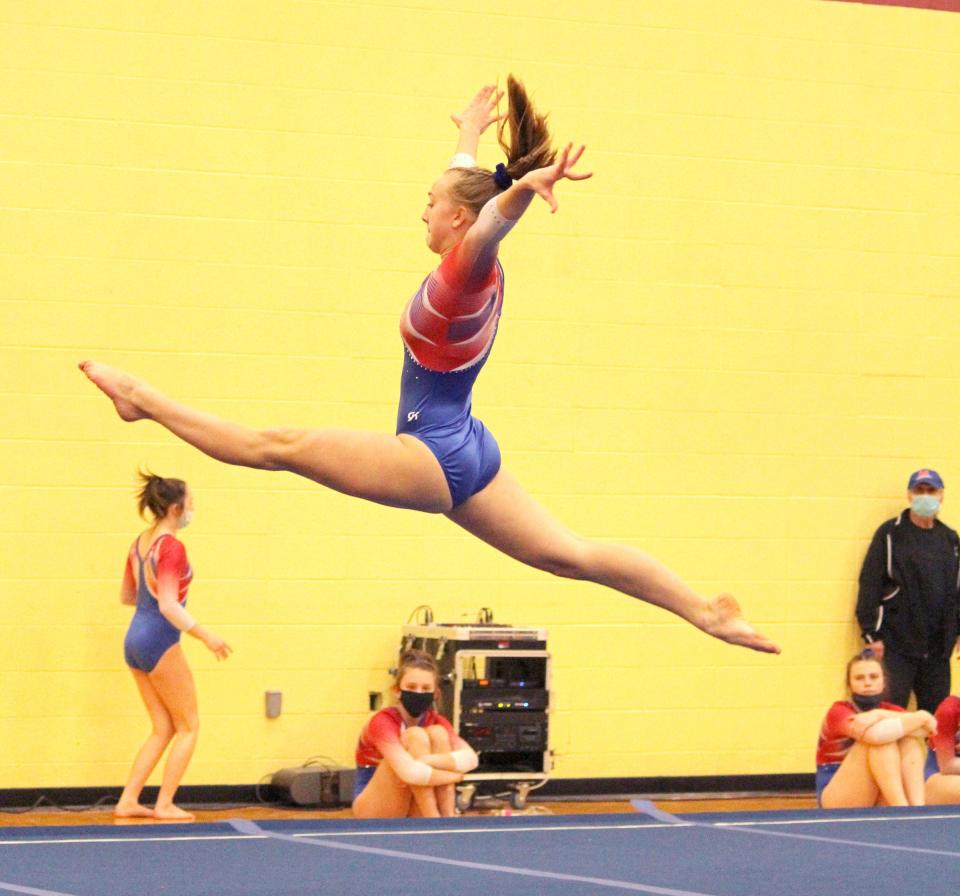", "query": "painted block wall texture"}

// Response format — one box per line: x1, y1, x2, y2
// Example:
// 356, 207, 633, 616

2, 0, 959, 786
